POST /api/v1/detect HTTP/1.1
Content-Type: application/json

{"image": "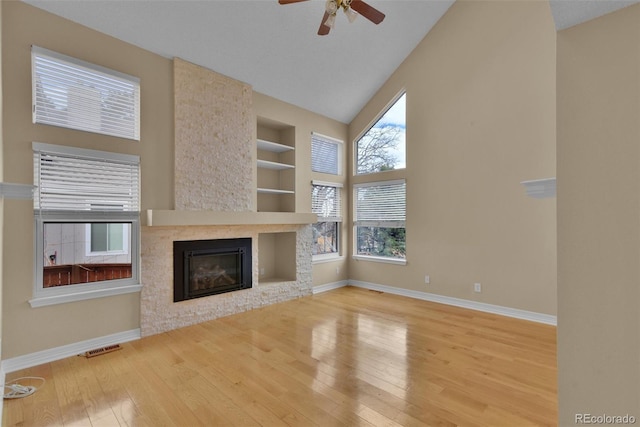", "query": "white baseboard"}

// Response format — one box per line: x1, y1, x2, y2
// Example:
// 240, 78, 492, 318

1, 329, 141, 374
319, 280, 557, 326
312, 280, 349, 294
